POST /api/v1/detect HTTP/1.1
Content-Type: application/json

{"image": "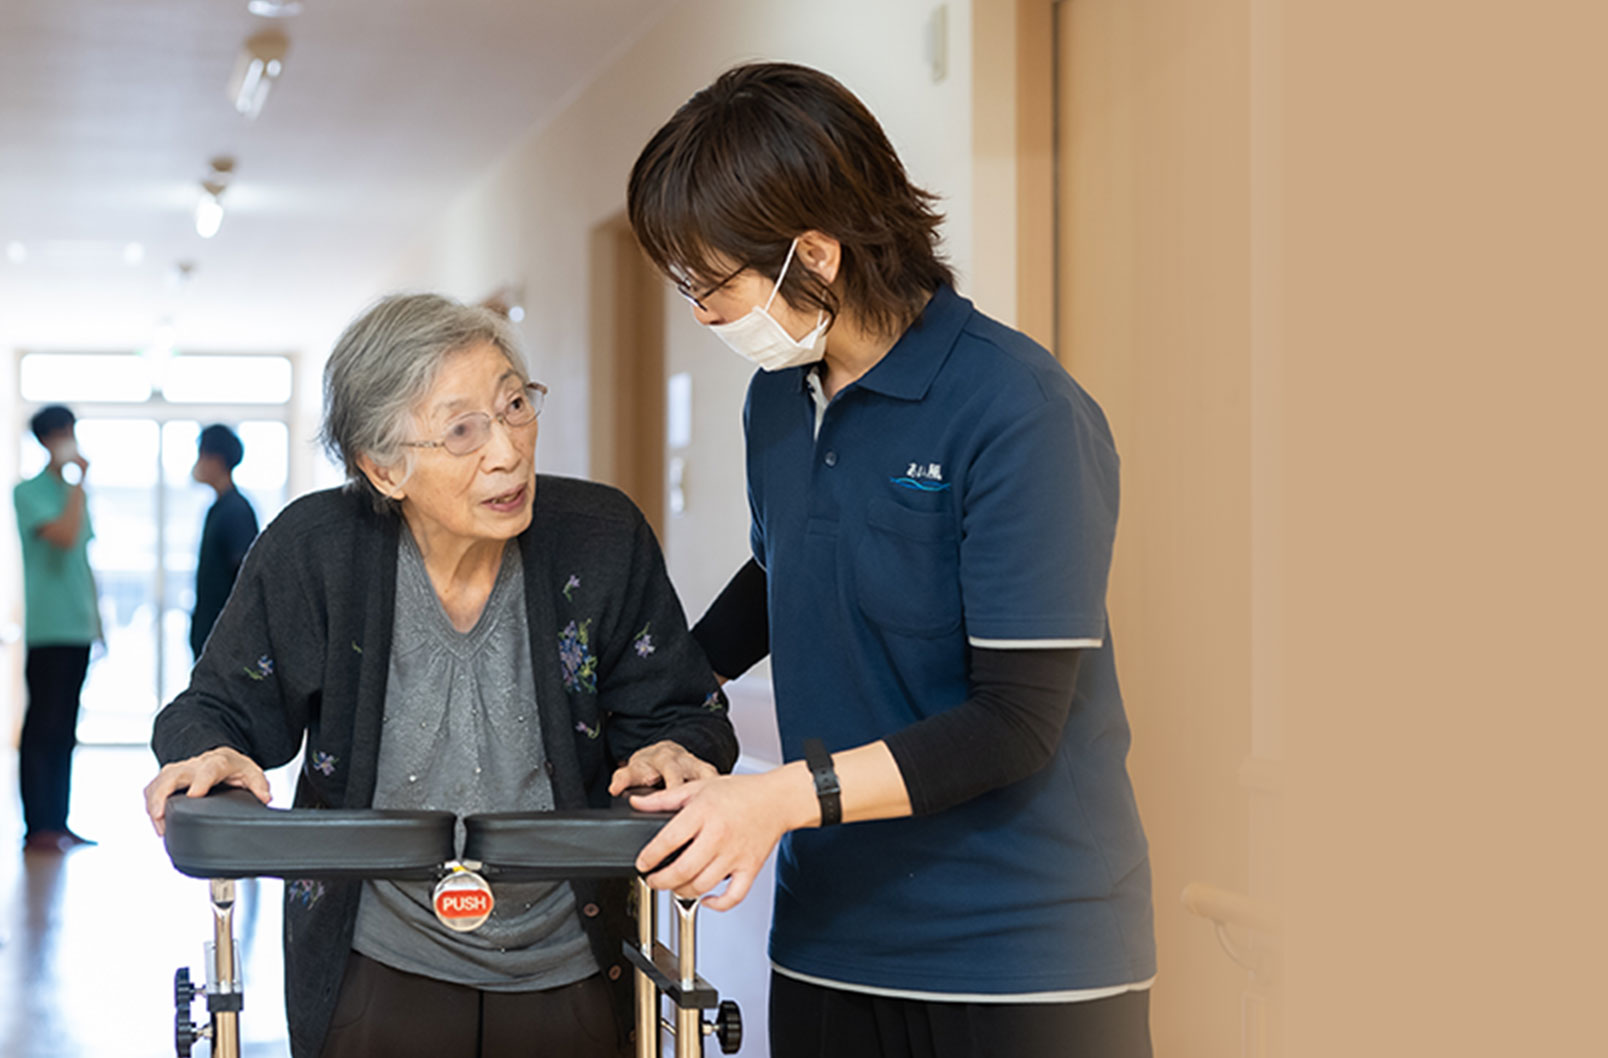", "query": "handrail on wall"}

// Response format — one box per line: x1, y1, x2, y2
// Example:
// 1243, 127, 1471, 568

1181, 881, 1281, 935
1181, 881, 1281, 973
